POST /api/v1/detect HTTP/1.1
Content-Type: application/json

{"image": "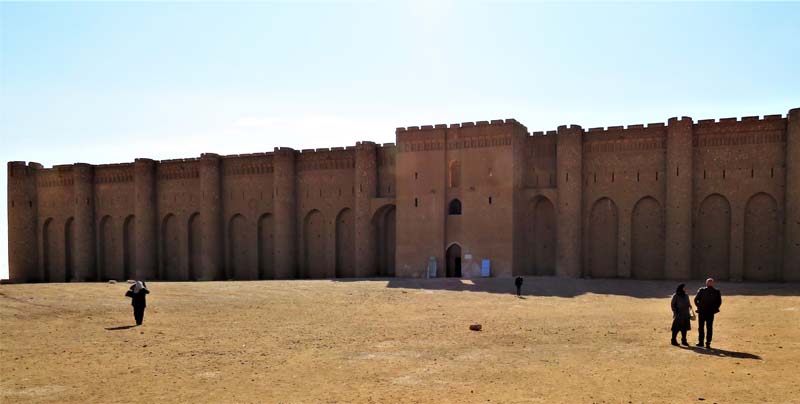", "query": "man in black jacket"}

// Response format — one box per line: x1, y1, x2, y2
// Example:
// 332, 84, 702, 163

694, 278, 722, 348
